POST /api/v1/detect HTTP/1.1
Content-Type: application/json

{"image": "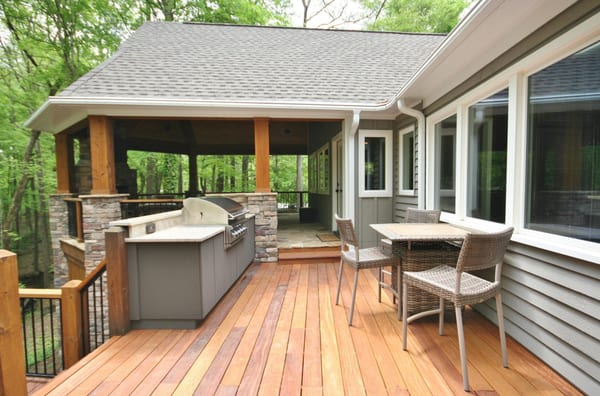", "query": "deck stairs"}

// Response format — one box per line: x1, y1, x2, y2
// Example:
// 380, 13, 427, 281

278, 246, 340, 264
